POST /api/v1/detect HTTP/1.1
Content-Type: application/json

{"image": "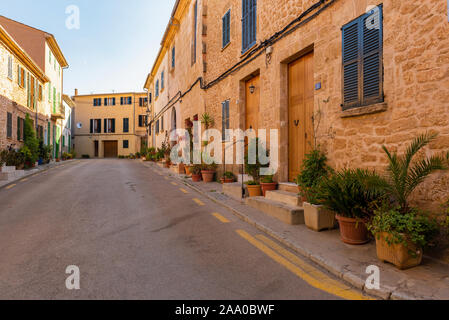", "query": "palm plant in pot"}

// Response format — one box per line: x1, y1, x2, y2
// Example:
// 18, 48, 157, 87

297, 149, 335, 232
368, 132, 448, 268
318, 169, 387, 245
